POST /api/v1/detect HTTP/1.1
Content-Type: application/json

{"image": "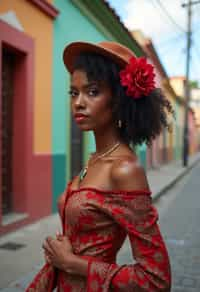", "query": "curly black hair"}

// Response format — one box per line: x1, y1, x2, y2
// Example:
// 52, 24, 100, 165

73, 52, 174, 146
